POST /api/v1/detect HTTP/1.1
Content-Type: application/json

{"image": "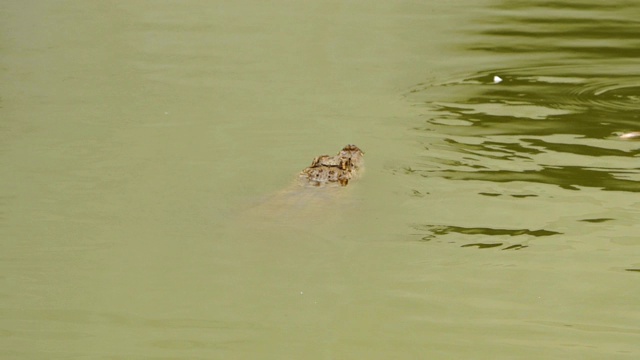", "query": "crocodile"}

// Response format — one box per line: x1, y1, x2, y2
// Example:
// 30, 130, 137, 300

235, 144, 365, 228
298, 144, 365, 187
